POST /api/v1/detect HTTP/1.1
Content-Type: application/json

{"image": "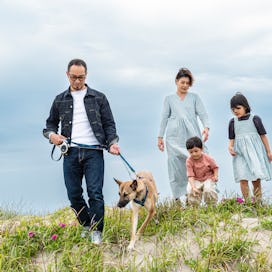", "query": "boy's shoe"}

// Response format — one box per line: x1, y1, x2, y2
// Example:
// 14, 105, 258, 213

90, 230, 102, 245
80, 226, 90, 238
